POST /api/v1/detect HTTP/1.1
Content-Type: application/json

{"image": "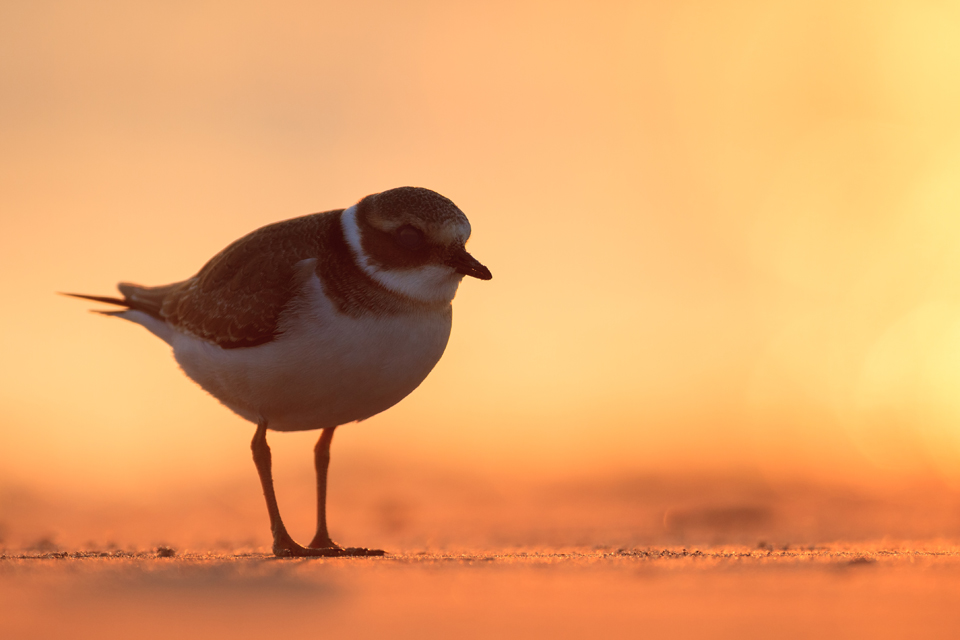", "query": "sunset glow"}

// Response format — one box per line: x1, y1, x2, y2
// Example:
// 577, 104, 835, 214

3, 0, 960, 504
